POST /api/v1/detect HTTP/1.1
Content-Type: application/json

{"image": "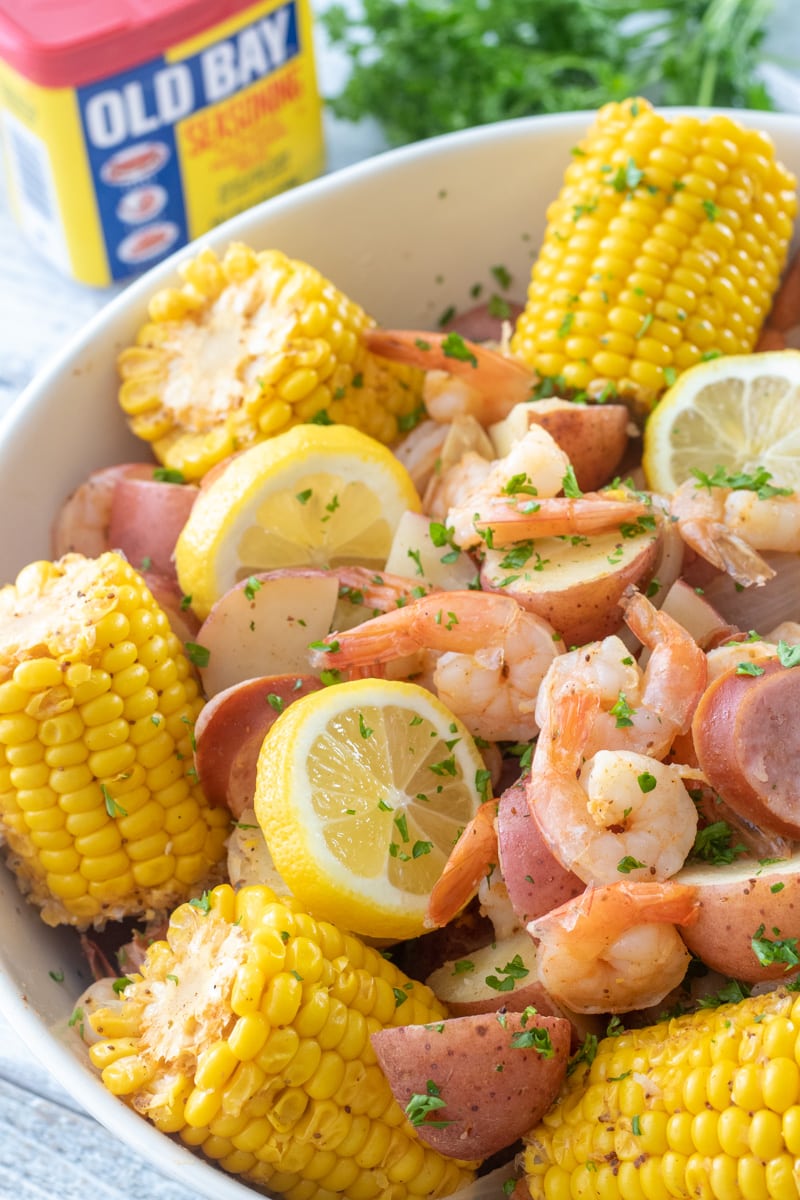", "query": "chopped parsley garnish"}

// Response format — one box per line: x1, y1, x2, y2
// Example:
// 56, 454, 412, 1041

102, 784, 127, 819
691, 820, 747, 866
441, 331, 478, 367
511, 1025, 555, 1056
485, 954, 529, 992
691, 465, 792, 500
617, 855, 646, 874
751, 925, 800, 970
609, 692, 635, 728
184, 641, 210, 668
405, 1080, 452, 1128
